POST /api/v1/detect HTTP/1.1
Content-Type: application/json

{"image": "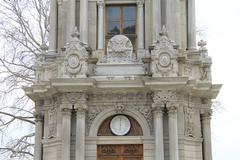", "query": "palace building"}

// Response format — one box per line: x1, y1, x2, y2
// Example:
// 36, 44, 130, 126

24, 0, 221, 160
